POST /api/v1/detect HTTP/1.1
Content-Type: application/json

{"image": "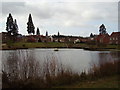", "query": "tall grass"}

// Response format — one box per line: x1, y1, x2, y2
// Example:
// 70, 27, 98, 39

2, 50, 120, 88
88, 60, 120, 80
2, 50, 80, 88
